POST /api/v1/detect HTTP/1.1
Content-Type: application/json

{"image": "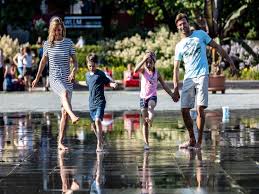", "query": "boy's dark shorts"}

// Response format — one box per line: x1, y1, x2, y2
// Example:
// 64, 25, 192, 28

140, 96, 157, 109
90, 105, 105, 122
